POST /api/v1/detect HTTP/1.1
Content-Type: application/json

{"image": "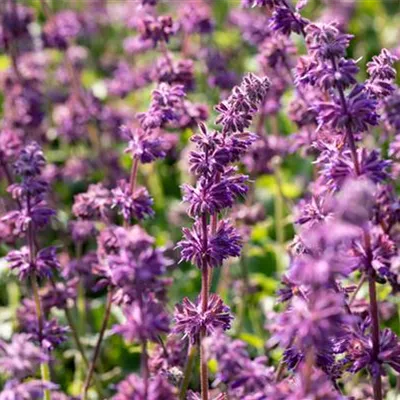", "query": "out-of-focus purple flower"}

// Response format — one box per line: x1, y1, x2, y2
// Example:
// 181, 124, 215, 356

137, 15, 175, 46
122, 126, 166, 163
69, 220, 97, 243
123, 35, 153, 55
153, 57, 195, 91
179, 2, 214, 35
113, 299, 170, 342
6, 246, 59, 280
113, 374, 177, 400
0, 334, 49, 379
0, 379, 58, 400
382, 89, 400, 133
0, 128, 22, 164
271, 290, 350, 351
40, 280, 78, 311
42, 11, 84, 49
178, 219, 242, 269
29, 319, 69, 351
112, 180, 154, 222
72, 183, 112, 220
0, 4, 33, 48
174, 294, 233, 344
